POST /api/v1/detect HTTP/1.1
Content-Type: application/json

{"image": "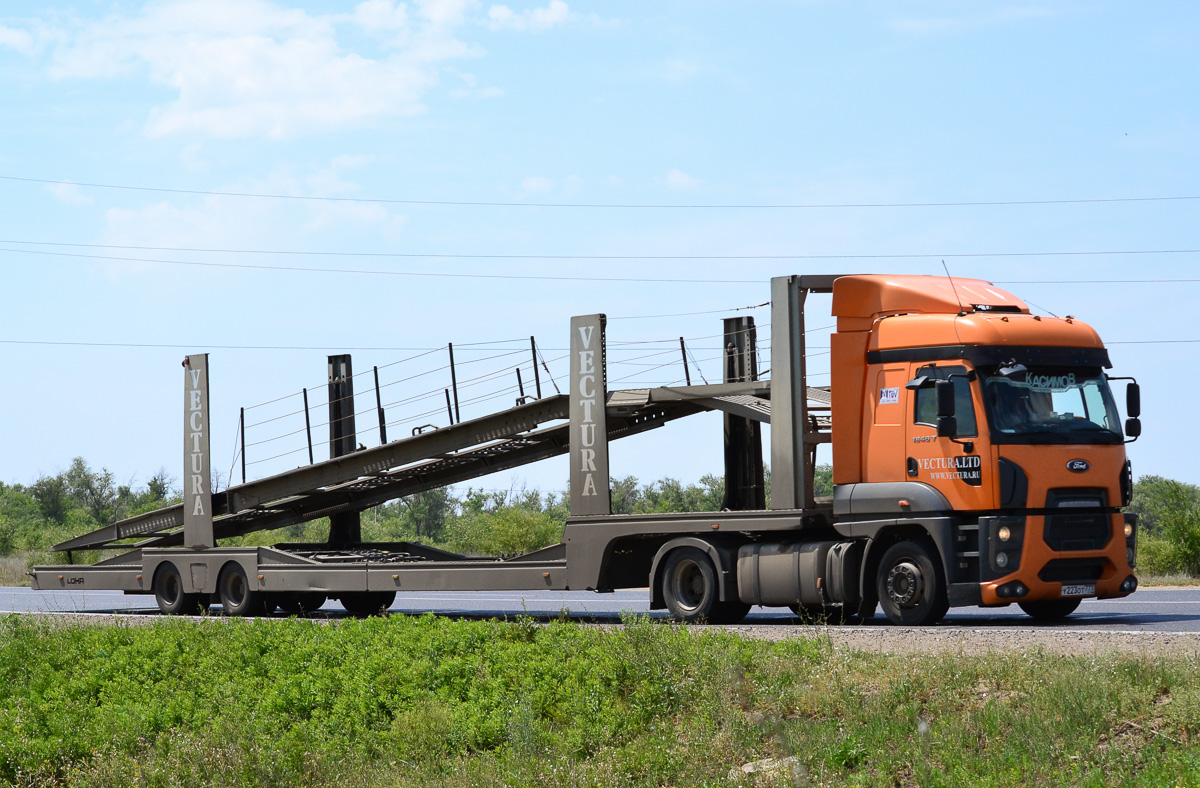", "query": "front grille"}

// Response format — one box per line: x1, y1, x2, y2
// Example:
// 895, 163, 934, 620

1038, 558, 1106, 583
1043, 511, 1111, 551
